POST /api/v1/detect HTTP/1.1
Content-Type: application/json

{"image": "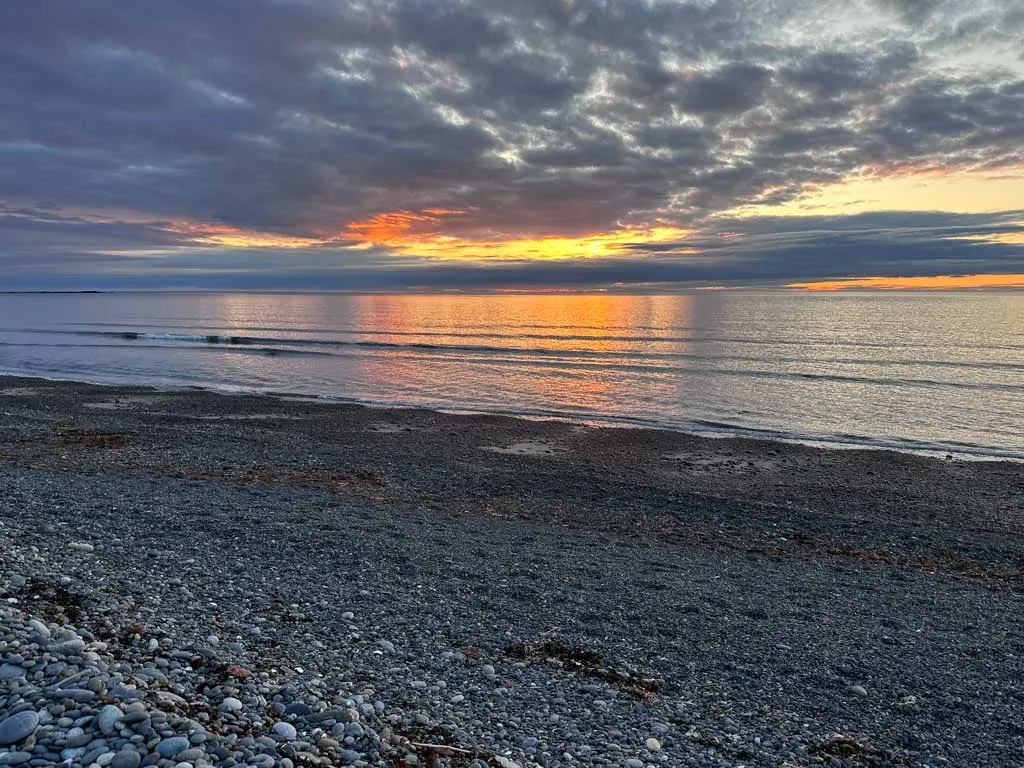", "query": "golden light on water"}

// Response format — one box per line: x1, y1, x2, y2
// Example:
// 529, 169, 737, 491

786, 274, 1024, 291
